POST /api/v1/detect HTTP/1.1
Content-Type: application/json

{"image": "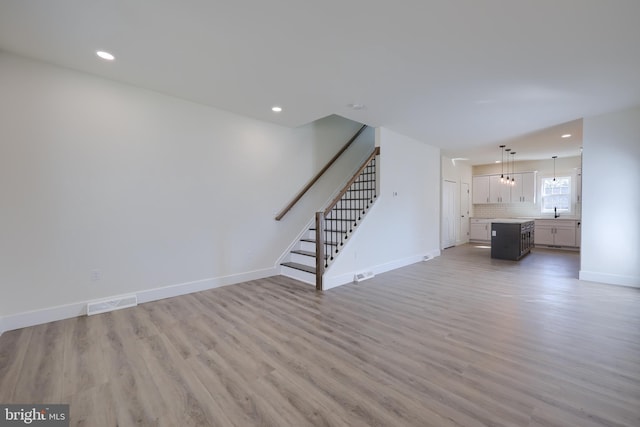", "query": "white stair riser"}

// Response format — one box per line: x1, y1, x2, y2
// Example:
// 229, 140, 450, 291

299, 239, 346, 254
299, 240, 317, 252
289, 252, 316, 266
281, 266, 315, 286
302, 229, 315, 239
